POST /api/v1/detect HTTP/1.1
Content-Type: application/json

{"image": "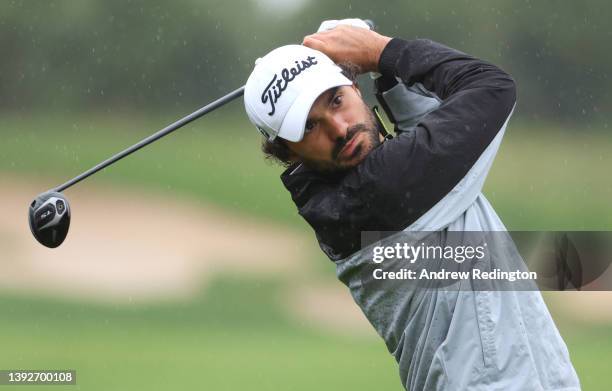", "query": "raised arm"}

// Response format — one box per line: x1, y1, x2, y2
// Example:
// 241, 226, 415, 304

288, 30, 516, 260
